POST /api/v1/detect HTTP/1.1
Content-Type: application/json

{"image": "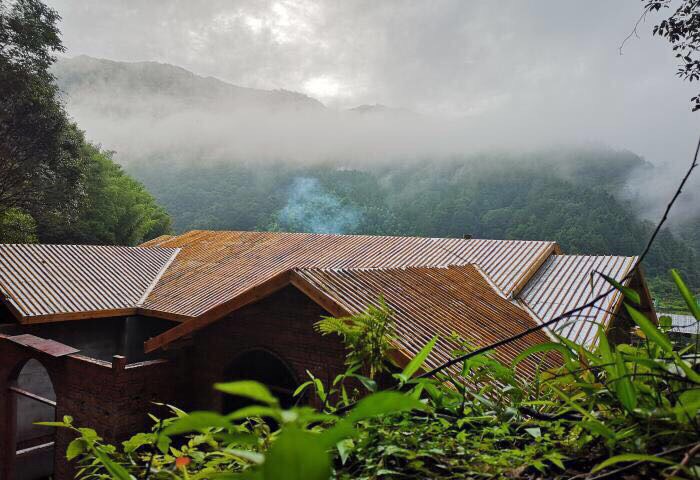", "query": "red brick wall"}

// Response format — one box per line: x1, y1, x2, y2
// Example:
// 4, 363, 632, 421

191, 285, 348, 411
0, 338, 184, 480
0, 284, 349, 479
